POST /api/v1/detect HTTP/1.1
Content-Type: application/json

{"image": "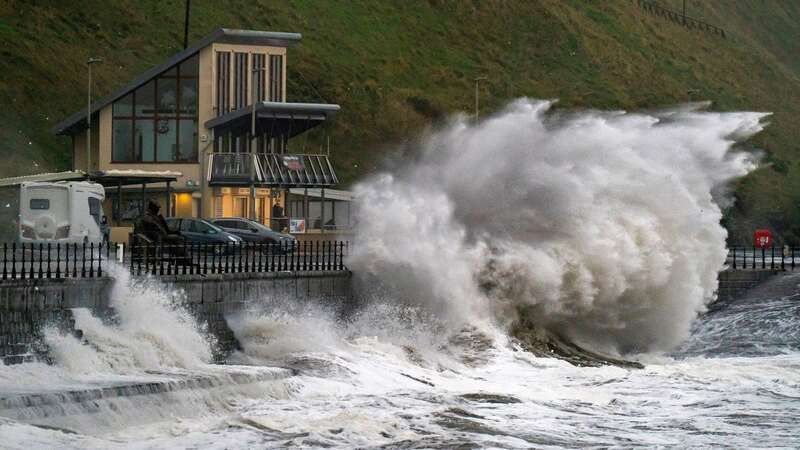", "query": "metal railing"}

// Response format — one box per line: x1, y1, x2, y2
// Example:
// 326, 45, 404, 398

635, 0, 726, 38
0, 241, 349, 281
727, 246, 800, 271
